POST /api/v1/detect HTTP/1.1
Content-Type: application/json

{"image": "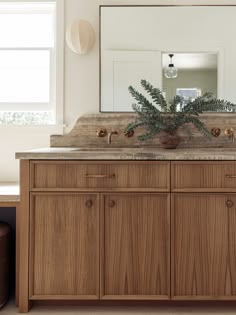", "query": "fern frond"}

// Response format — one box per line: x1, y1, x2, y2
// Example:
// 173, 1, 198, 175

169, 95, 183, 113
124, 121, 147, 134
128, 86, 161, 116
181, 124, 194, 140
185, 116, 212, 139
167, 112, 188, 129
126, 80, 236, 144
140, 80, 168, 111
183, 94, 236, 113
137, 130, 159, 141
131, 103, 166, 129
